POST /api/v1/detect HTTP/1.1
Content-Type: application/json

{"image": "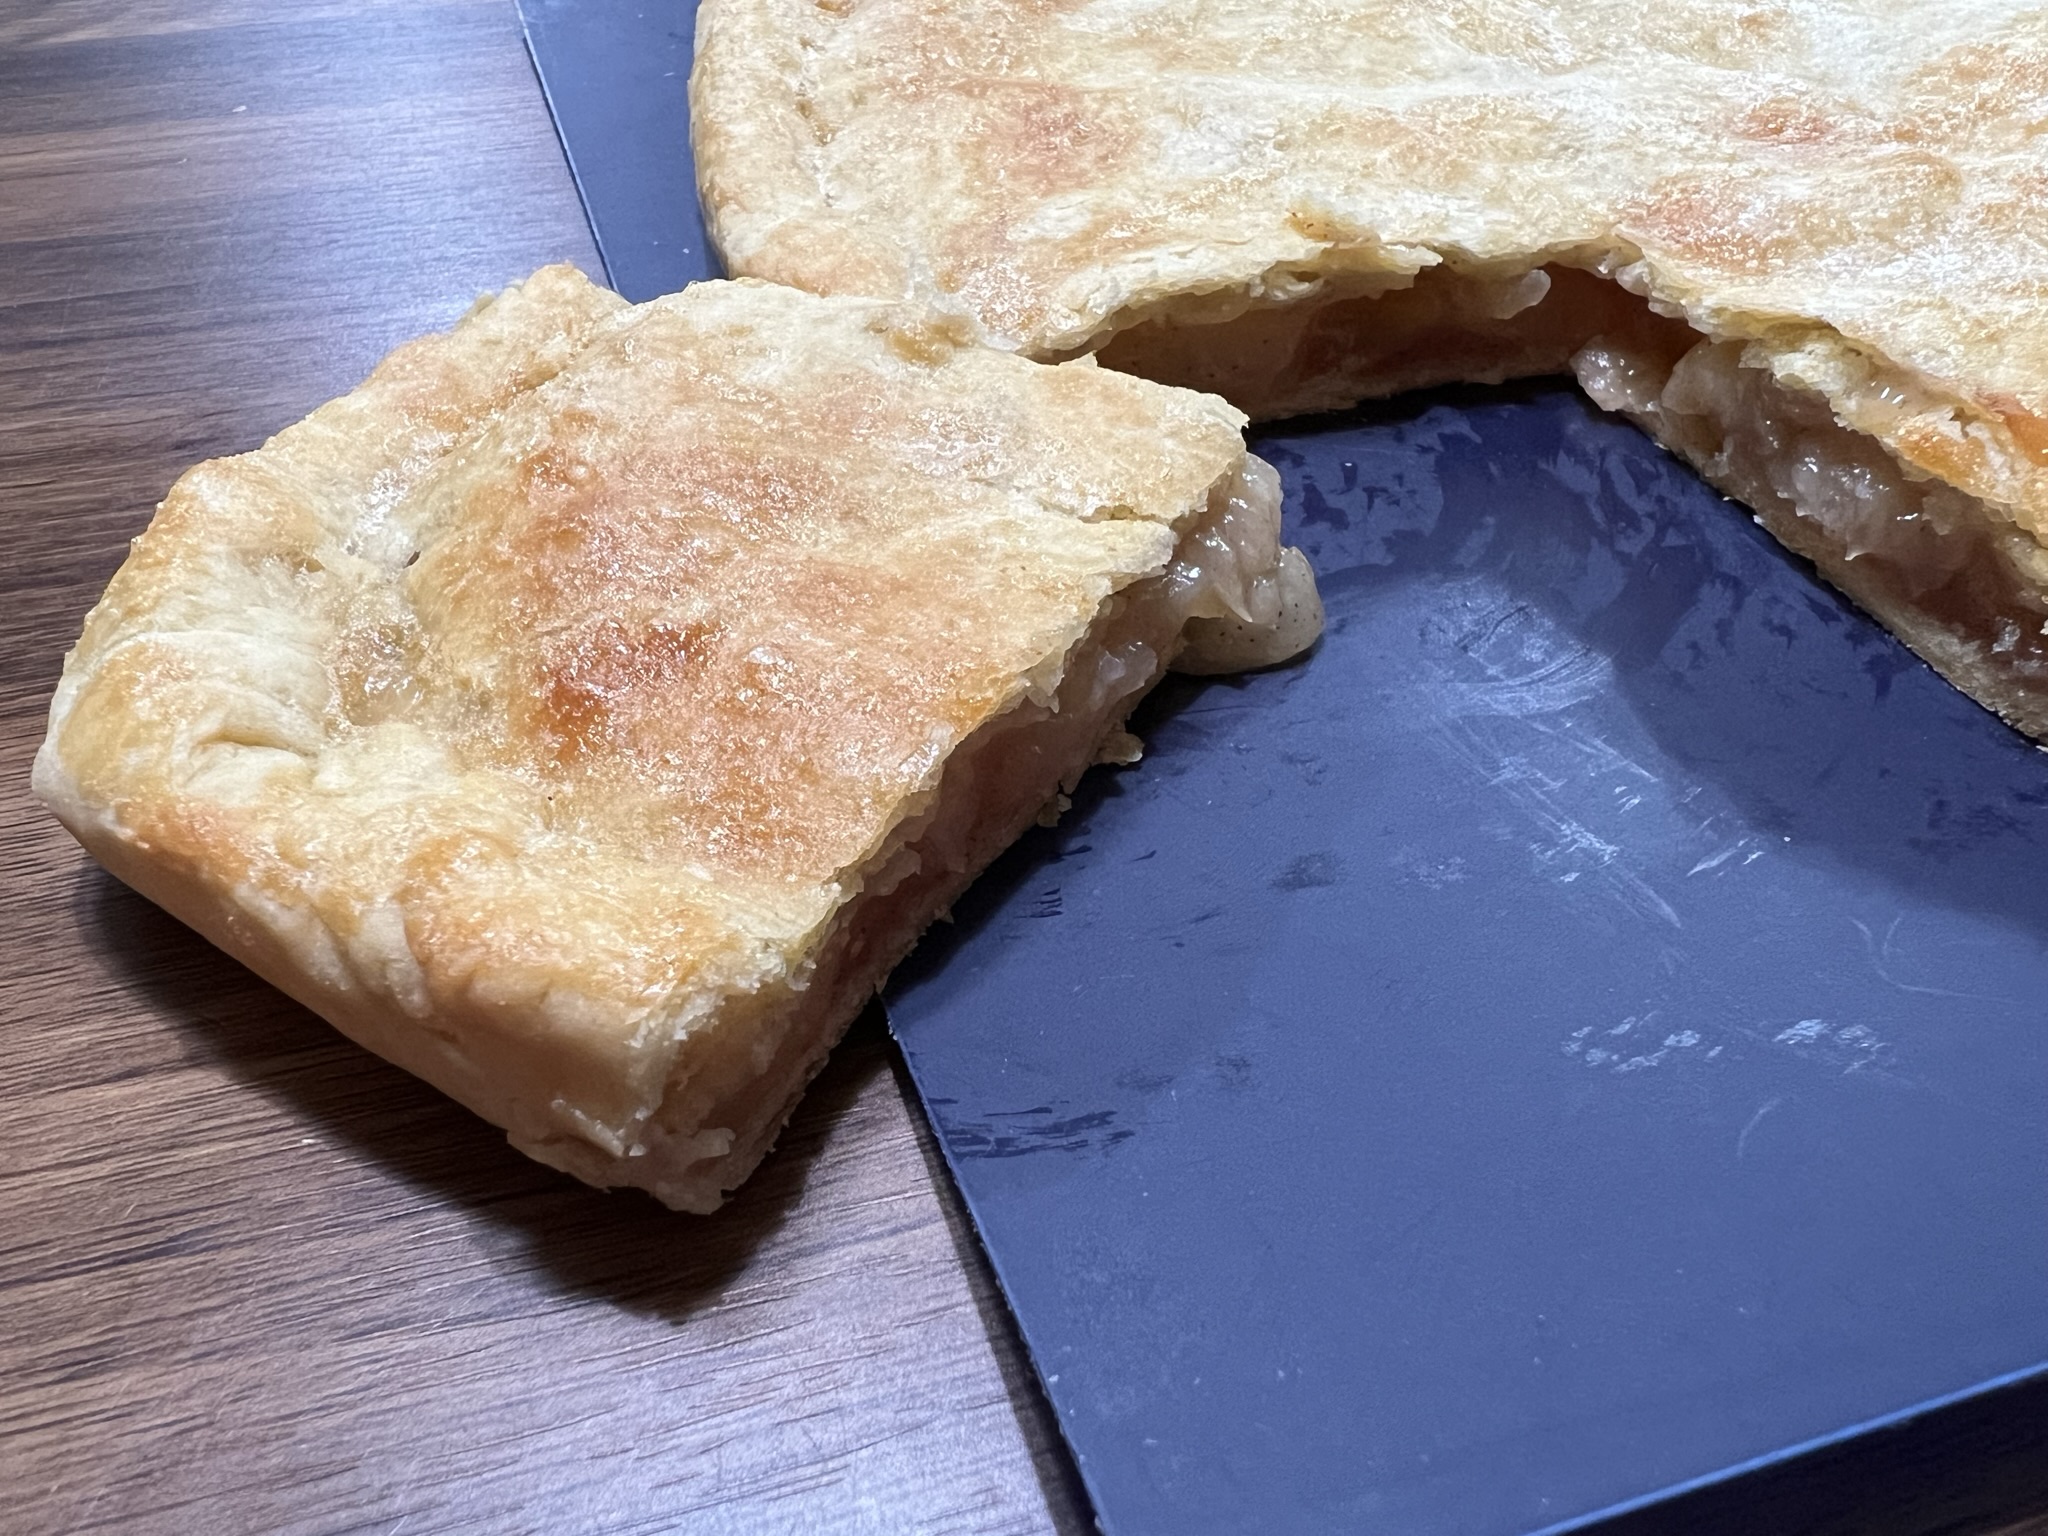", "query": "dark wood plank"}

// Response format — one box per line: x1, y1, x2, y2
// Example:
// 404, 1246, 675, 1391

0, 4, 1086, 1531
